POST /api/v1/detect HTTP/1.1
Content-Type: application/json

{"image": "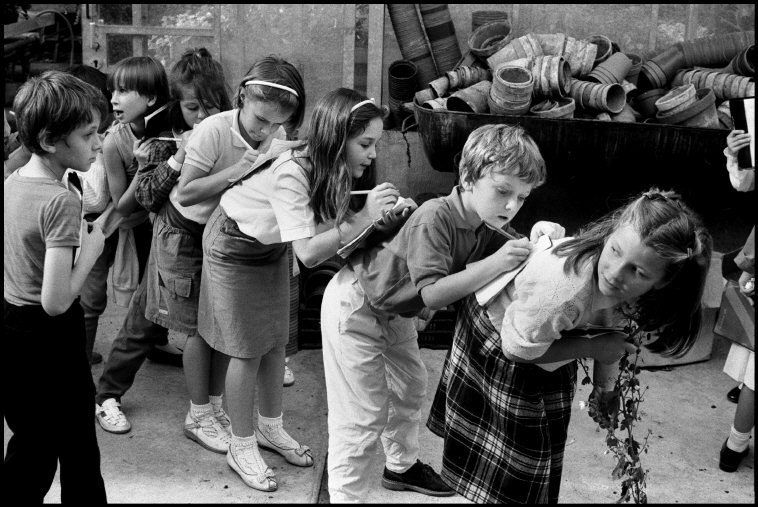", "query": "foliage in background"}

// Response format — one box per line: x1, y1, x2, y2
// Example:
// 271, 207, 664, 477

148, 5, 215, 69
